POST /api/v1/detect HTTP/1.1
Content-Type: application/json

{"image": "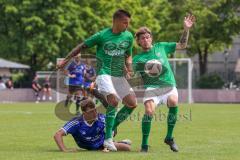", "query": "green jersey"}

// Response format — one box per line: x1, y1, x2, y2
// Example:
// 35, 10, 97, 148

84, 28, 133, 77
133, 42, 176, 88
